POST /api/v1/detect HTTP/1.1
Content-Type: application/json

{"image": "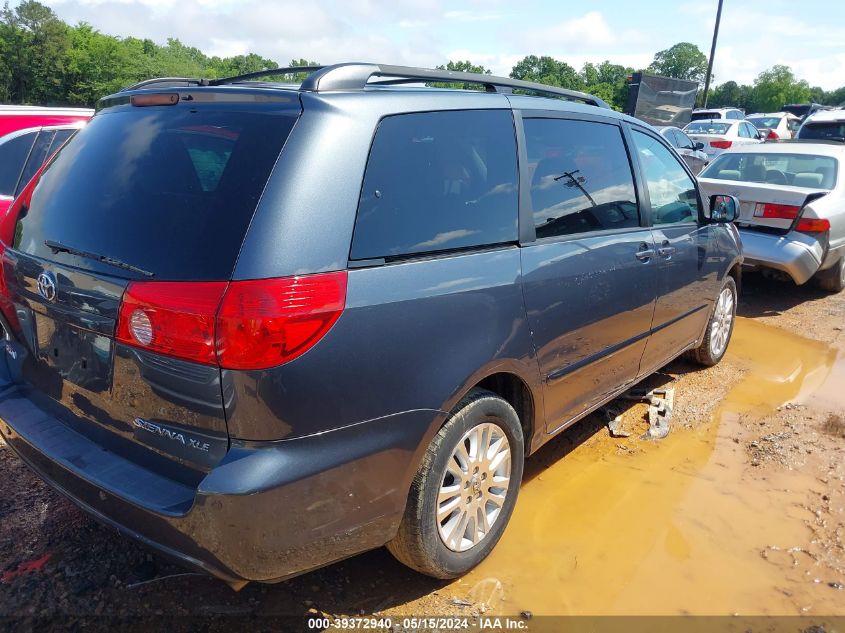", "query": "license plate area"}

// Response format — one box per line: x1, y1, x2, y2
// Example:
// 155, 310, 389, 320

31, 310, 113, 393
